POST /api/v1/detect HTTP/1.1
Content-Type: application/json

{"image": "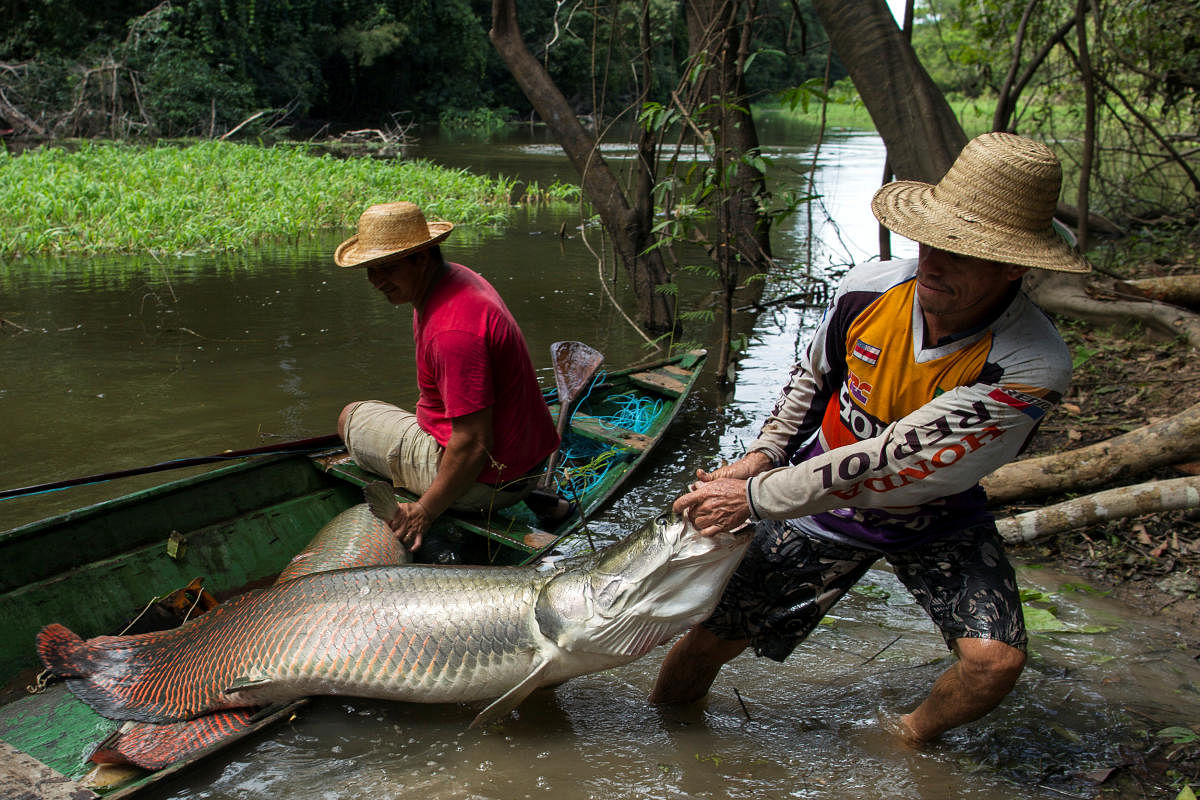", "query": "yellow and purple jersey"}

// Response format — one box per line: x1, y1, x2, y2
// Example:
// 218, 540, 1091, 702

746, 259, 1070, 550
